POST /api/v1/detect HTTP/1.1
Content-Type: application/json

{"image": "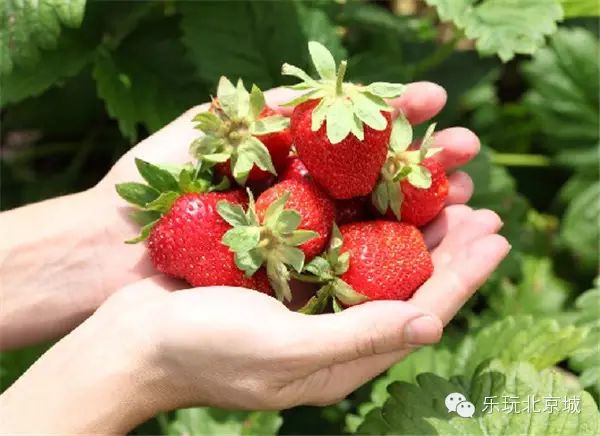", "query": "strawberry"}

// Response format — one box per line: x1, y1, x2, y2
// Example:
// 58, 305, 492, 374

280, 156, 368, 224
371, 116, 448, 227
298, 221, 433, 313
148, 192, 271, 293
282, 41, 406, 199
115, 158, 272, 294
190, 77, 292, 185
217, 178, 335, 301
